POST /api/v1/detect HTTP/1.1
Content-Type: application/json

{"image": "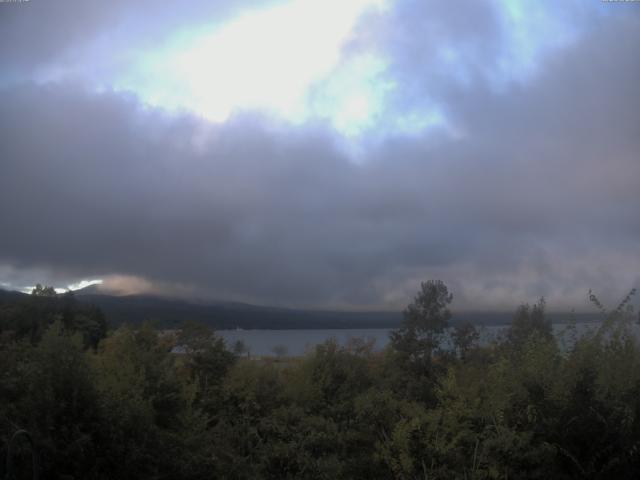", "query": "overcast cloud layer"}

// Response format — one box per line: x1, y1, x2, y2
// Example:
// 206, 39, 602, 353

1, 0, 639, 311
